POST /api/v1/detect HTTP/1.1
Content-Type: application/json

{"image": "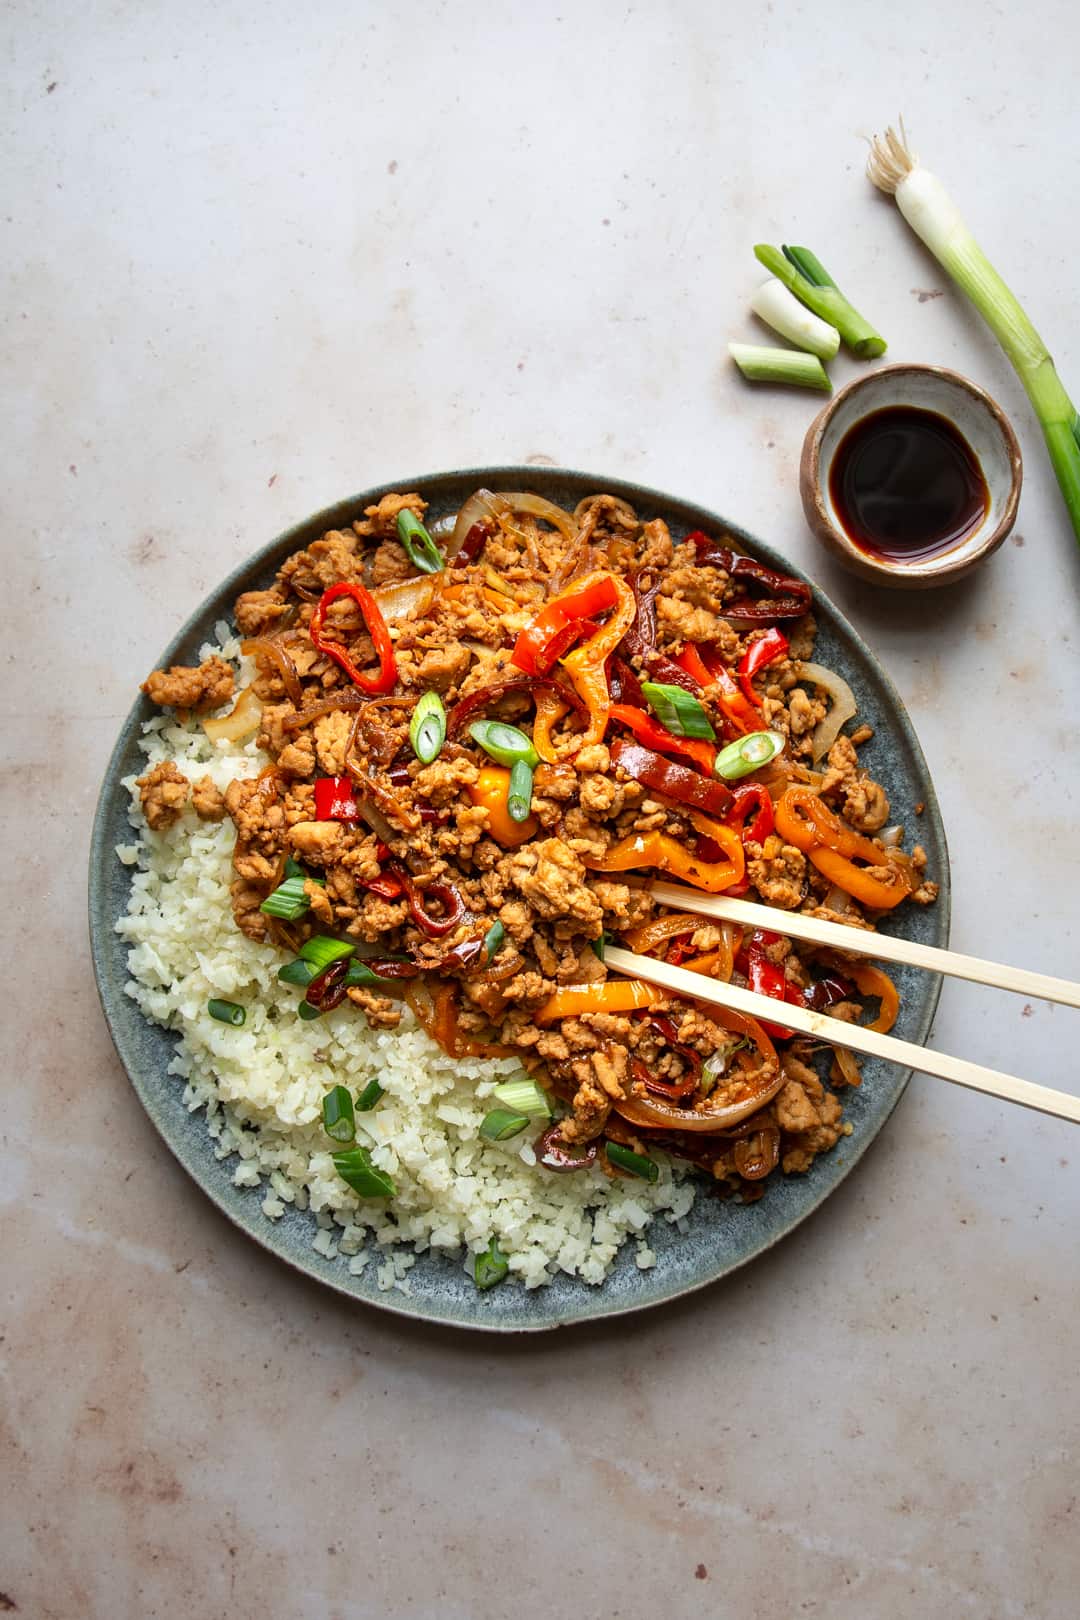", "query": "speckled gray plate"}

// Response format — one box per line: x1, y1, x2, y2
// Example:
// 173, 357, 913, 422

89, 468, 950, 1332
